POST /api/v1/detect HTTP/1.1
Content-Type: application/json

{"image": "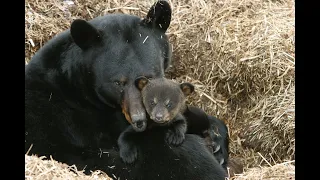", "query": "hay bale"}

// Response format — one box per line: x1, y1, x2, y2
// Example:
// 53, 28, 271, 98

166, 0, 295, 166
25, 155, 112, 179
232, 160, 295, 180
25, 0, 295, 170
25, 154, 294, 180
25, 0, 152, 63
